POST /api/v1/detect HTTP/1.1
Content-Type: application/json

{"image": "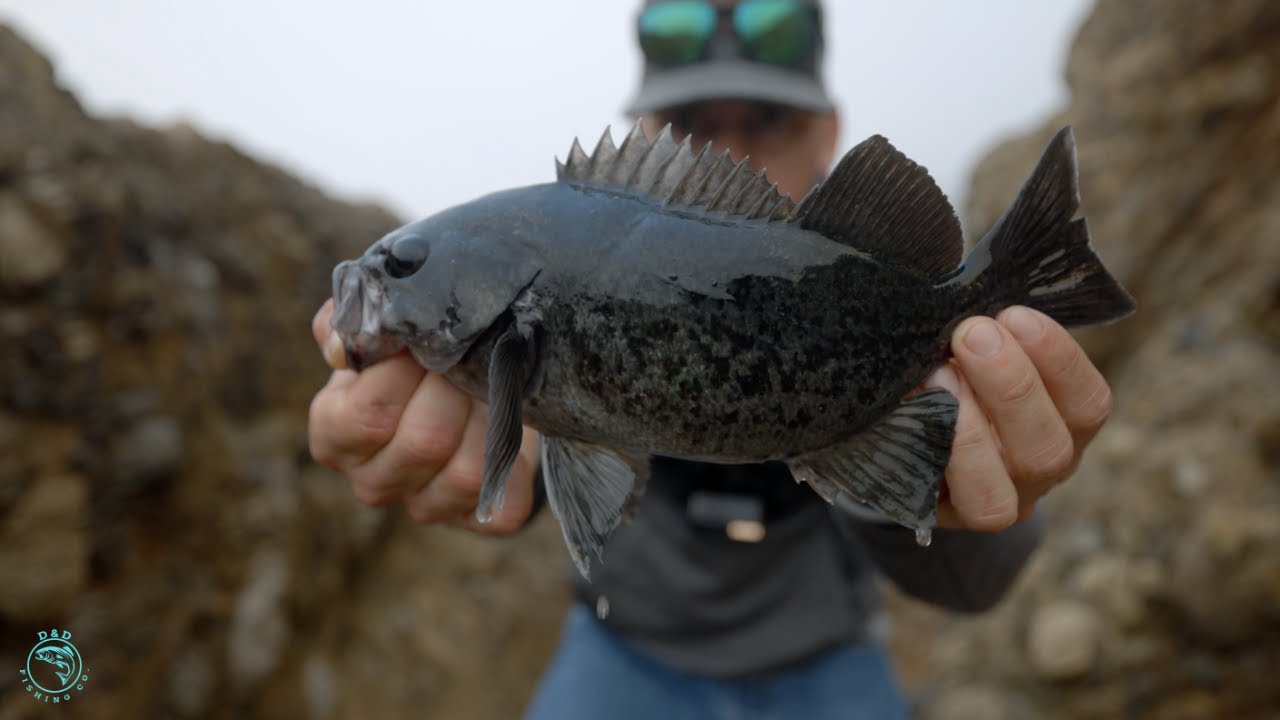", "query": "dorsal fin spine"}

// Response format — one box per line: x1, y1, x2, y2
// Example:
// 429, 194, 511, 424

769, 195, 793, 221
622, 134, 659, 189
560, 123, 797, 221
725, 169, 760, 214
585, 127, 616, 181
663, 142, 713, 205
707, 159, 749, 211
644, 144, 680, 195
747, 182, 779, 219
645, 128, 686, 196
610, 123, 648, 185
665, 143, 707, 204
691, 149, 734, 207
745, 169, 774, 216
567, 138, 589, 177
